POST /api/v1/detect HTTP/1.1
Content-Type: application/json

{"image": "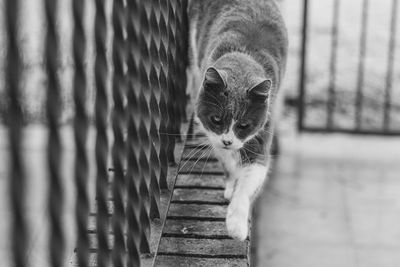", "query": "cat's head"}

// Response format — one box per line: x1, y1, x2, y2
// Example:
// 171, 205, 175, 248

196, 53, 273, 150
